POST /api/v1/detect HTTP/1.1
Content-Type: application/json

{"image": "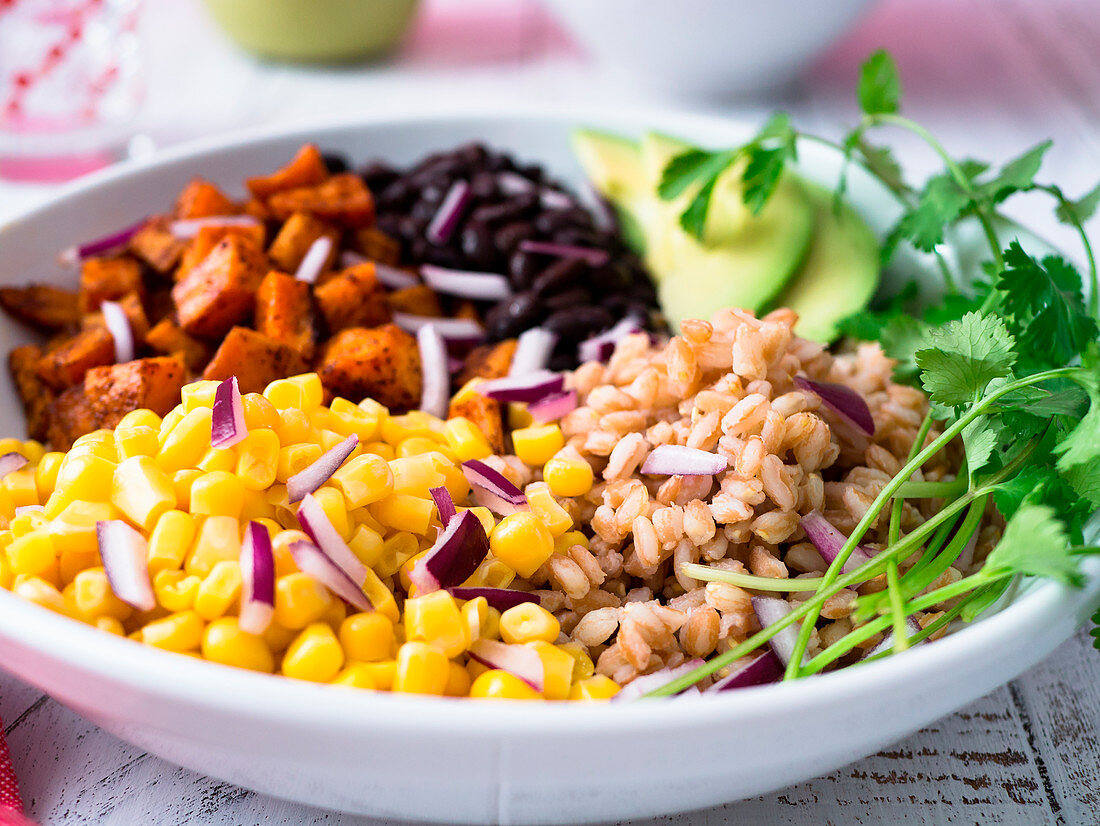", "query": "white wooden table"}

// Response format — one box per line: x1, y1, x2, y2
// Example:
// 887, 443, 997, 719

3, 0, 1100, 823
